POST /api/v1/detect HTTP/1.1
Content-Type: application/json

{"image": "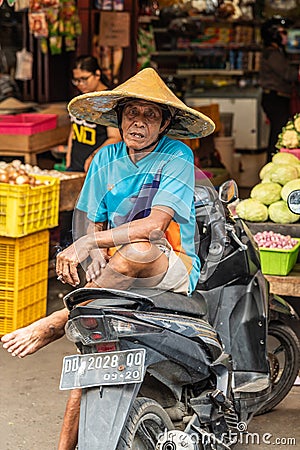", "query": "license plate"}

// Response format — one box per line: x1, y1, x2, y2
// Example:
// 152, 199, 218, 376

60, 348, 145, 390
